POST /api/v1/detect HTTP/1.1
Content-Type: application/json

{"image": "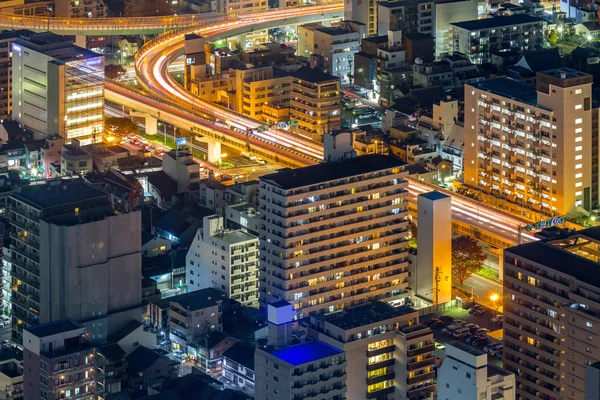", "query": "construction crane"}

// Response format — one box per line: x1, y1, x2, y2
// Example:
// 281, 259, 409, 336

104, 168, 143, 210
